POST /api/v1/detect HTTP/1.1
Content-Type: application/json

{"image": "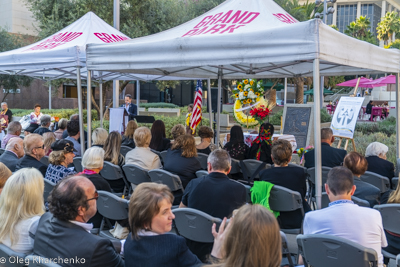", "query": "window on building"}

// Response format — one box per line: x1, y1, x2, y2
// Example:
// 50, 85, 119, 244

361, 3, 381, 35
63, 85, 78, 98
337, 4, 357, 33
